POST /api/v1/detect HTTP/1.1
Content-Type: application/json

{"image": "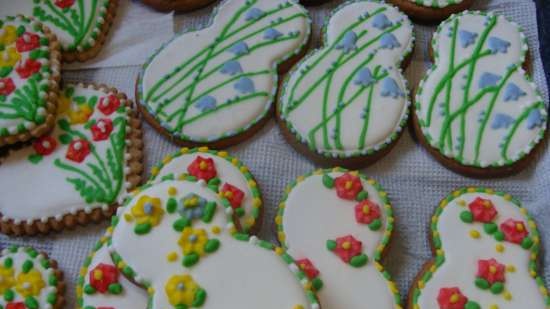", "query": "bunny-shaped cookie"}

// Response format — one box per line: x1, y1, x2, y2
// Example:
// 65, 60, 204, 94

276, 168, 400, 308
409, 188, 550, 309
